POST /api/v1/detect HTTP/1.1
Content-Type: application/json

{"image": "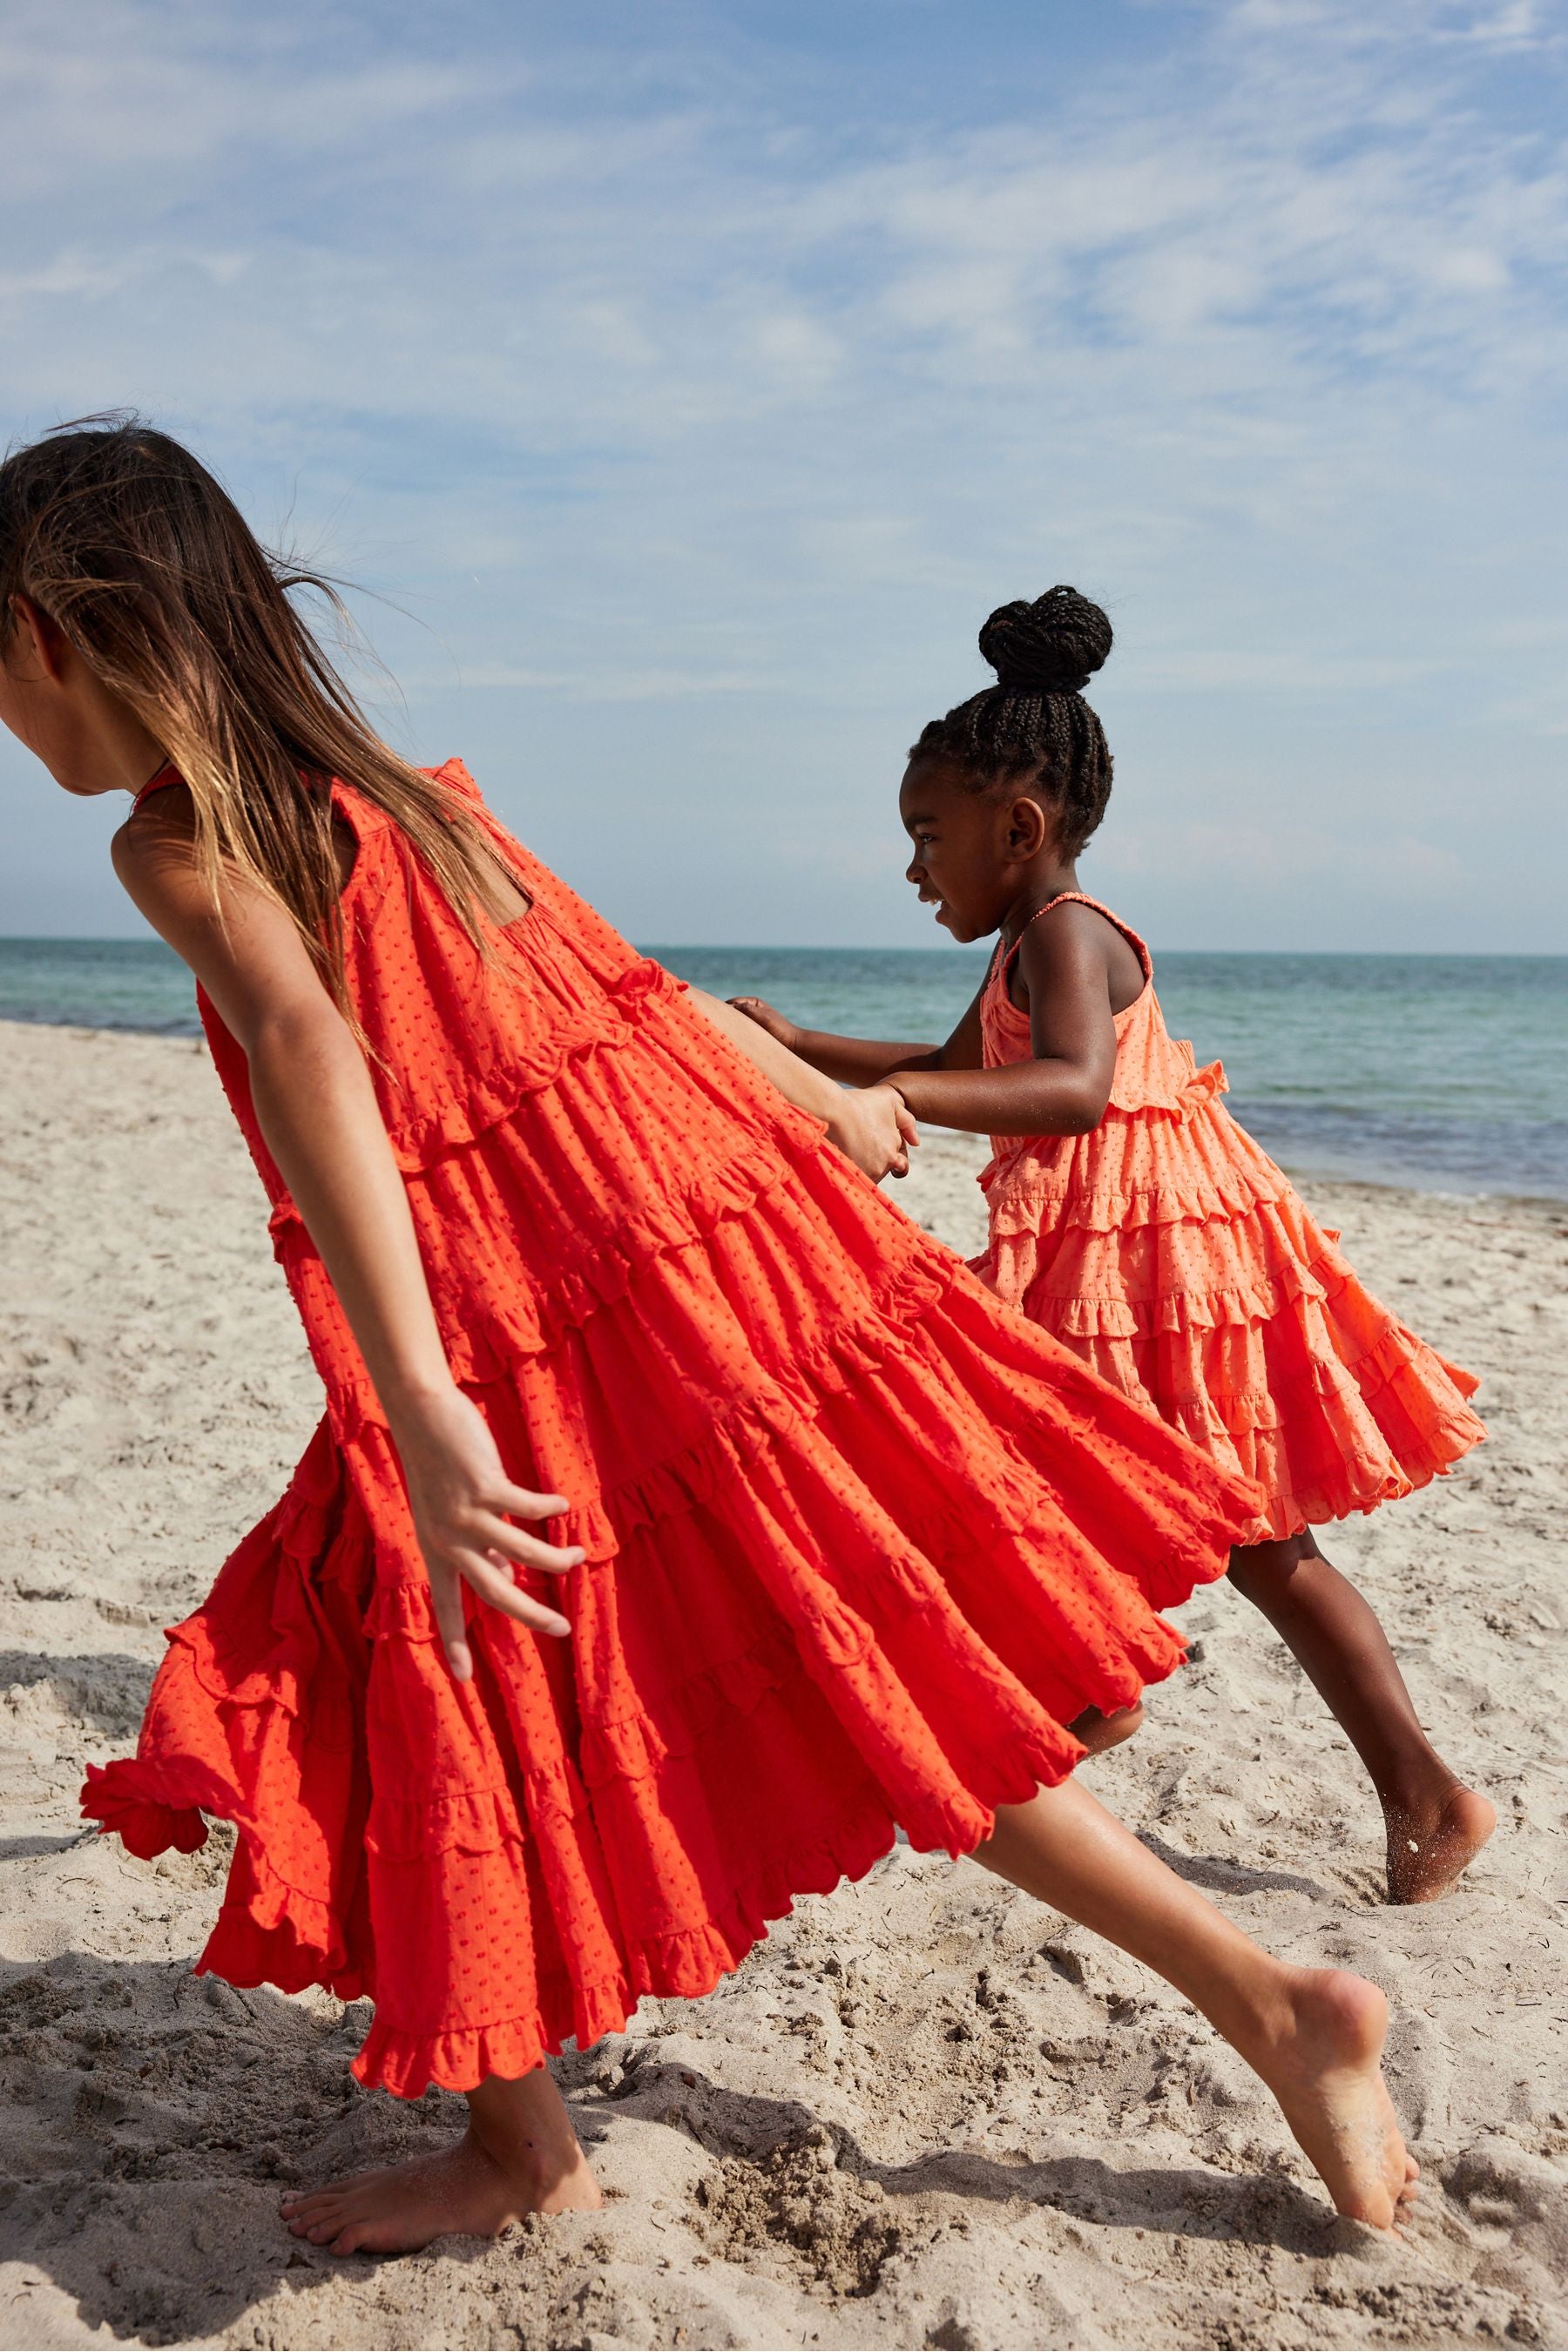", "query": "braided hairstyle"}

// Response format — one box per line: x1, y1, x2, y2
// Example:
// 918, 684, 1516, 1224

909, 585, 1114, 856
